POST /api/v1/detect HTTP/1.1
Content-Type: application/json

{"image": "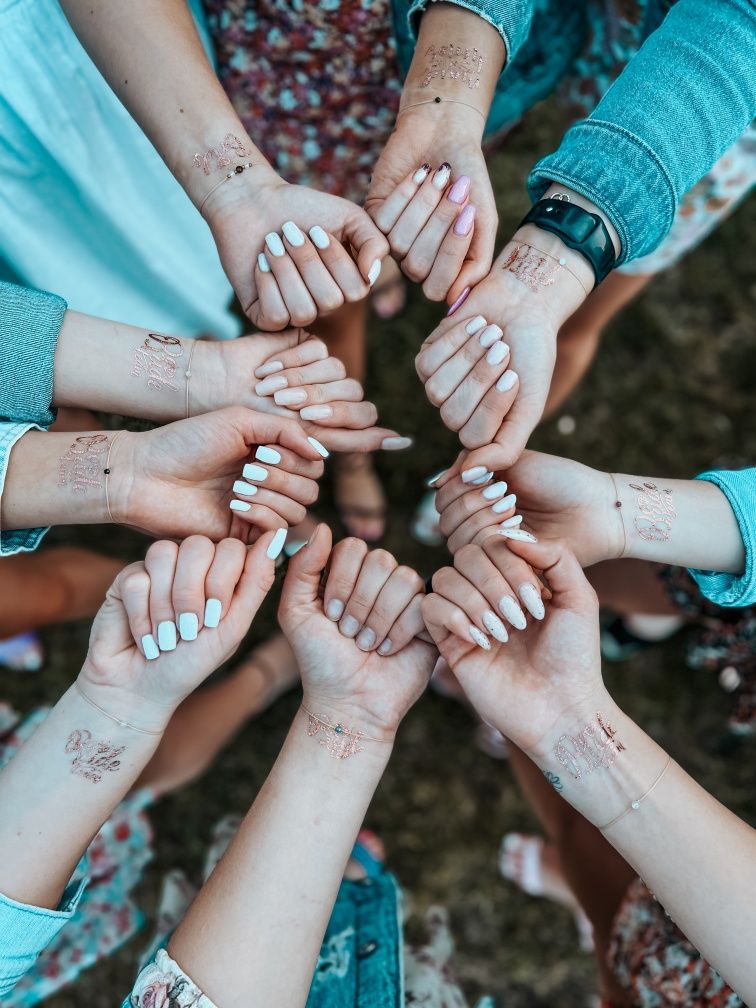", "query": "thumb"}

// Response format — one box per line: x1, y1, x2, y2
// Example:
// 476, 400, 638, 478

278, 523, 333, 626
504, 538, 596, 611
342, 205, 390, 286
227, 529, 285, 628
